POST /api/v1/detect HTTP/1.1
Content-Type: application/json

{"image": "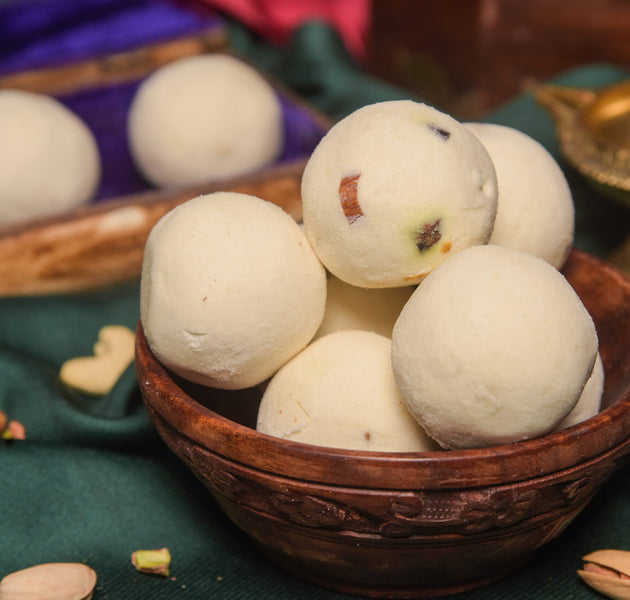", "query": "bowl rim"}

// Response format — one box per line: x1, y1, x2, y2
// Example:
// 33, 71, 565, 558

135, 249, 630, 490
